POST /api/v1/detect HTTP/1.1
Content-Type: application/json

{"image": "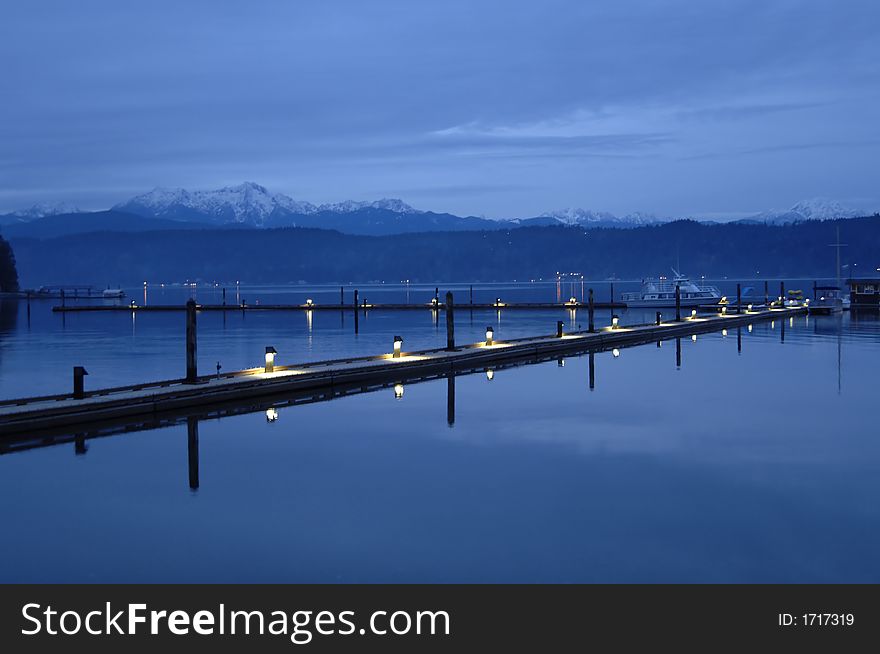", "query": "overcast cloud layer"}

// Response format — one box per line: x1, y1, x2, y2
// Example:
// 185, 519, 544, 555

2, 0, 879, 218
